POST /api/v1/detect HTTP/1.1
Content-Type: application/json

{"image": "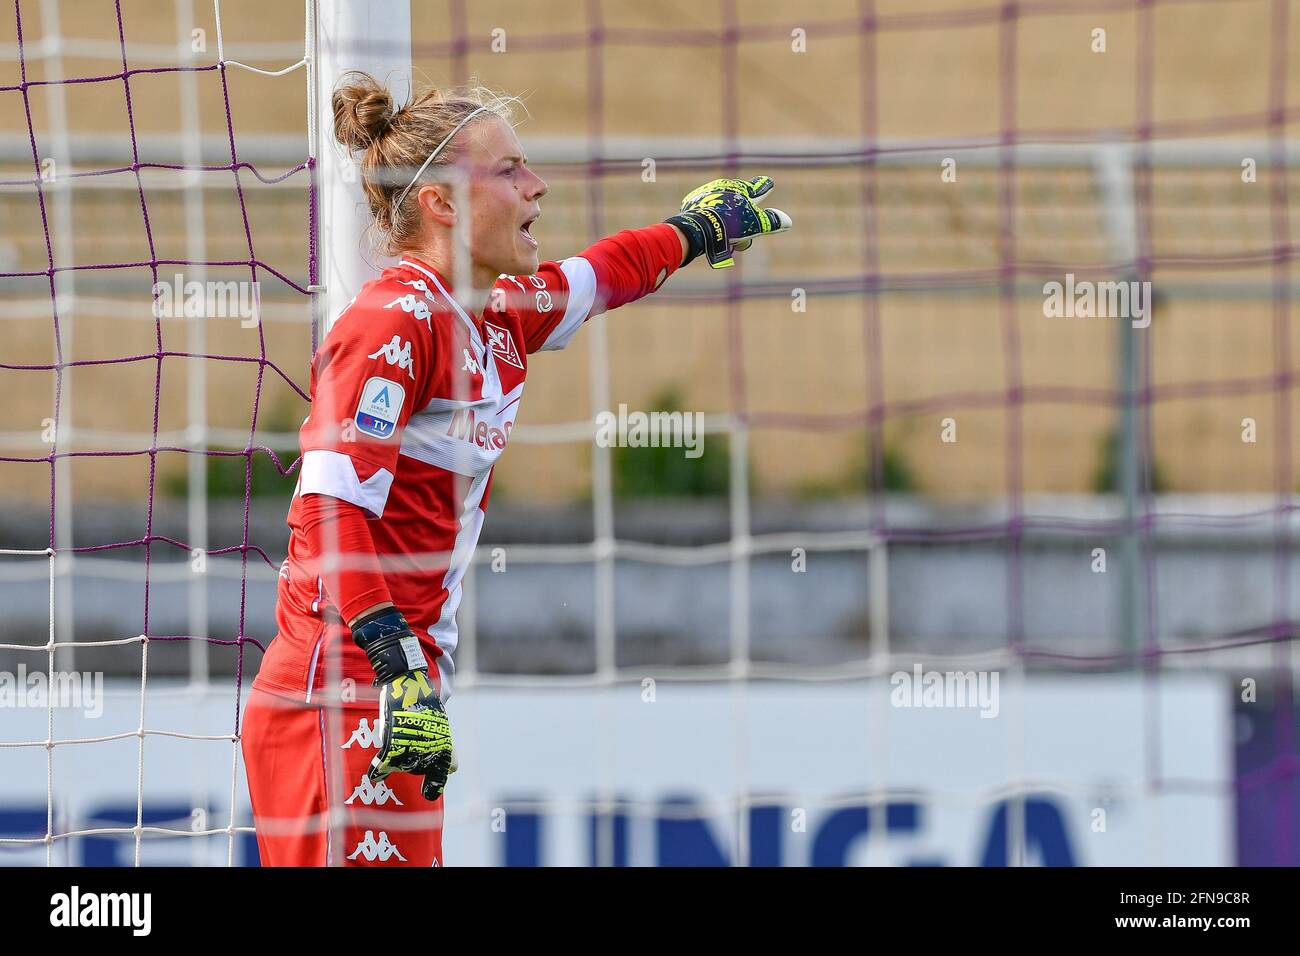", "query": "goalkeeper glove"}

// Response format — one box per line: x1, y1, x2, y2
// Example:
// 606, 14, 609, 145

666, 175, 792, 269
351, 606, 455, 801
